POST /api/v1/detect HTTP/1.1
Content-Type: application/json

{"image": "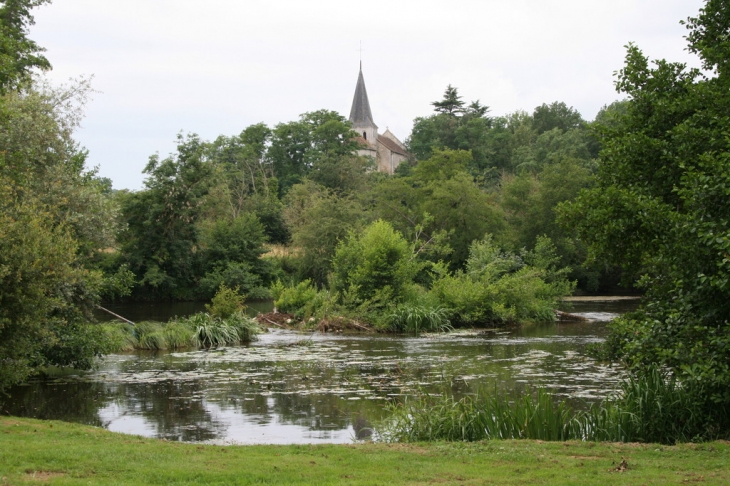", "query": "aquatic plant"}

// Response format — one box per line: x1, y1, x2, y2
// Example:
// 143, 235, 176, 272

386, 304, 453, 334
378, 388, 579, 442
184, 312, 258, 348
162, 322, 195, 349
225, 311, 261, 342
100, 323, 138, 352
378, 365, 730, 444
129, 321, 168, 350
